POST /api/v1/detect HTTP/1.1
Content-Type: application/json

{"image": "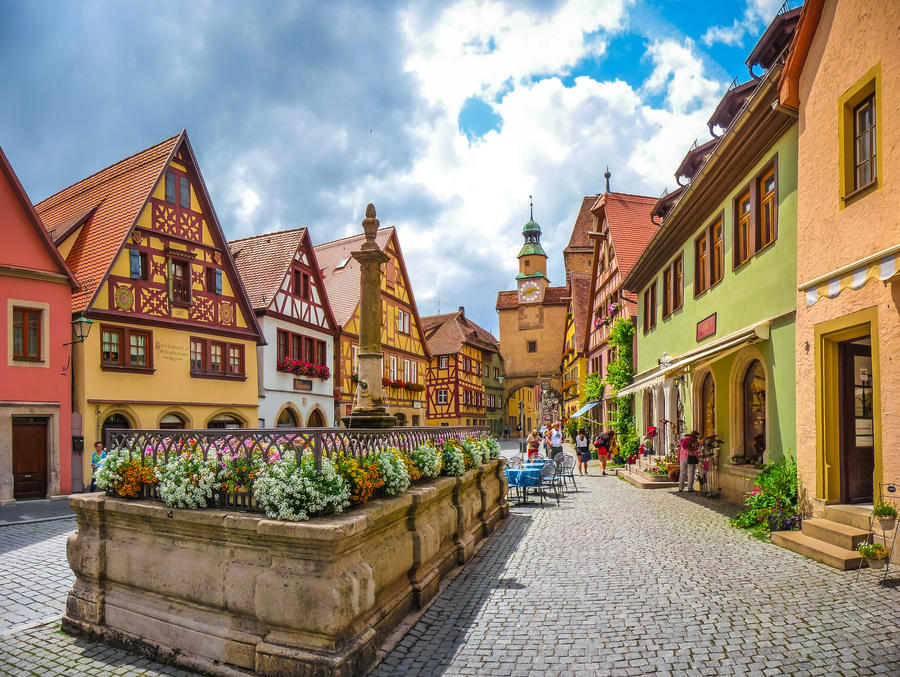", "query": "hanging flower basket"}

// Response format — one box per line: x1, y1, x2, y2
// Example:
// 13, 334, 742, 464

277, 357, 330, 379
